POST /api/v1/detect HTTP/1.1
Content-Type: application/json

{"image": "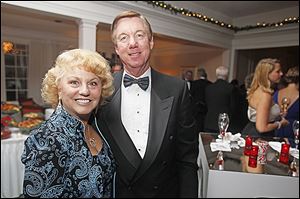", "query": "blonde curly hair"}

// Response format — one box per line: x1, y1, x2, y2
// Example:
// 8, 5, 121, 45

41, 49, 114, 108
